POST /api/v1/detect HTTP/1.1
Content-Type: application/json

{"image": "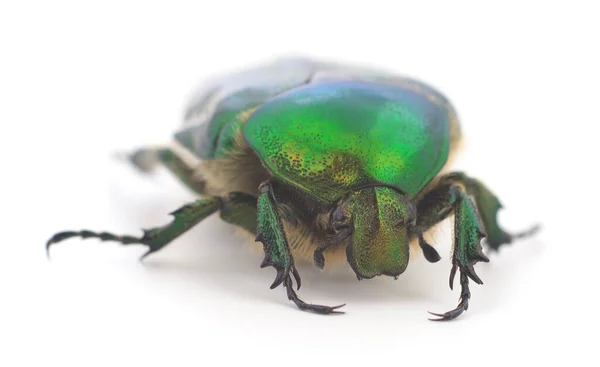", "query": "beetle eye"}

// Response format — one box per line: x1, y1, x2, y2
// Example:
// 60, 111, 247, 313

332, 207, 346, 222
331, 207, 348, 230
